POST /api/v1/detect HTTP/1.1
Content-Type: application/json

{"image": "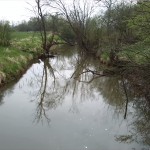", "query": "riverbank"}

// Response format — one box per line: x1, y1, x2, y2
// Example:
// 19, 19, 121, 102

0, 46, 38, 87
1, 32, 150, 92
0, 32, 41, 87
